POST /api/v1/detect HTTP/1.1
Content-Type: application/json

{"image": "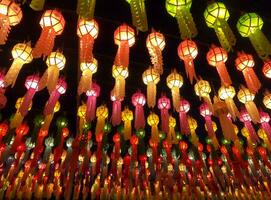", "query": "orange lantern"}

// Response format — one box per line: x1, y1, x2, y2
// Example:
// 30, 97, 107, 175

95, 105, 108, 135
167, 115, 177, 144
194, 79, 213, 112
262, 59, 271, 78
77, 104, 86, 134
121, 108, 133, 140
147, 113, 159, 143
187, 116, 199, 146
